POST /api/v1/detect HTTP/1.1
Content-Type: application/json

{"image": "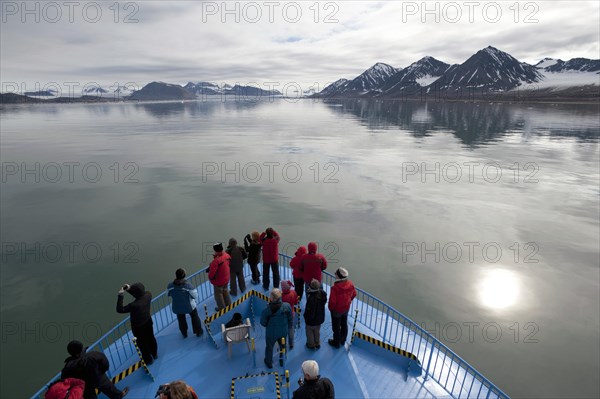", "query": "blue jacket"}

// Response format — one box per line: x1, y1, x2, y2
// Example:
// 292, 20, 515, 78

167, 278, 198, 314
260, 300, 292, 340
